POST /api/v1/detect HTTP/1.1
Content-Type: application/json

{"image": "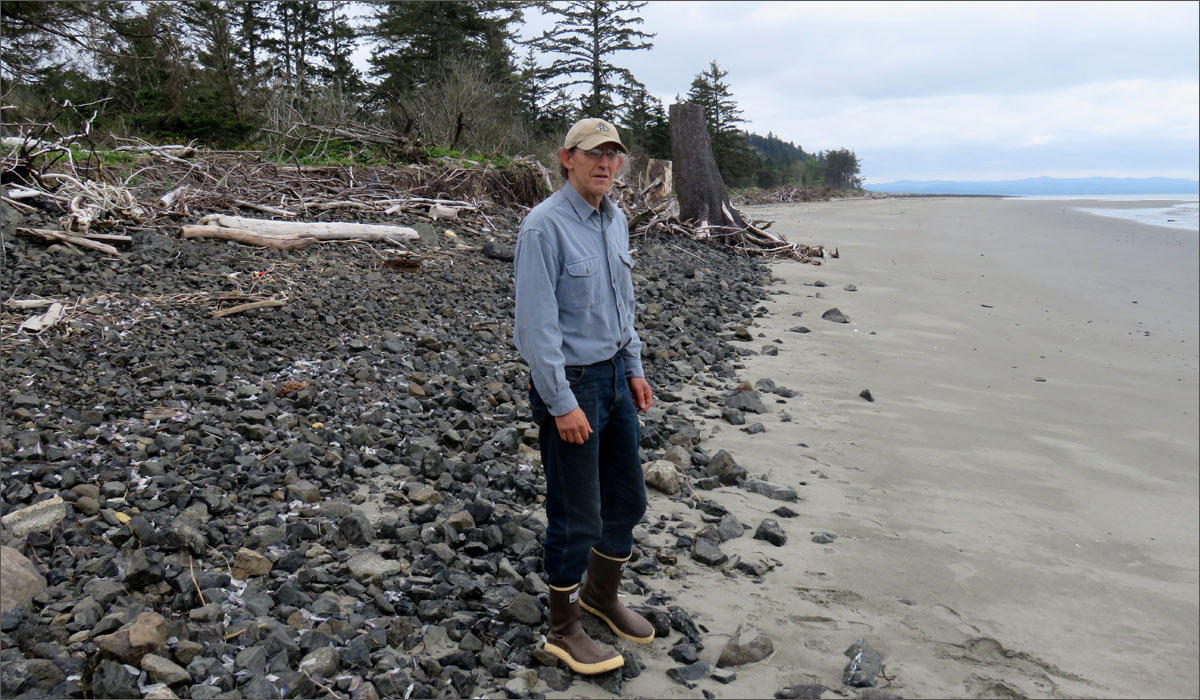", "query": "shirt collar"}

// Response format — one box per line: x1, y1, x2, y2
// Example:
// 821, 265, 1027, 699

562, 182, 615, 220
